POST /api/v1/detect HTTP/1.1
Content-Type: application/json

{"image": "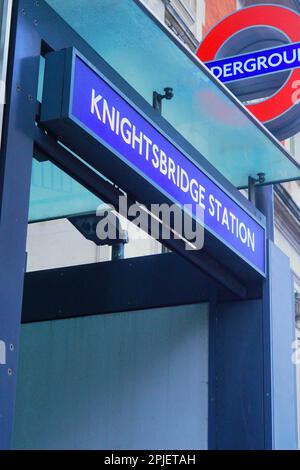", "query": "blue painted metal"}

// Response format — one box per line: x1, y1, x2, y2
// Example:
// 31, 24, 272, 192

266, 241, 298, 449
208, 299, 217, 450
0, 0, 40, 449
214, 299, 265, 449
213, 241, 298, 450
255, 185, 275, 242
